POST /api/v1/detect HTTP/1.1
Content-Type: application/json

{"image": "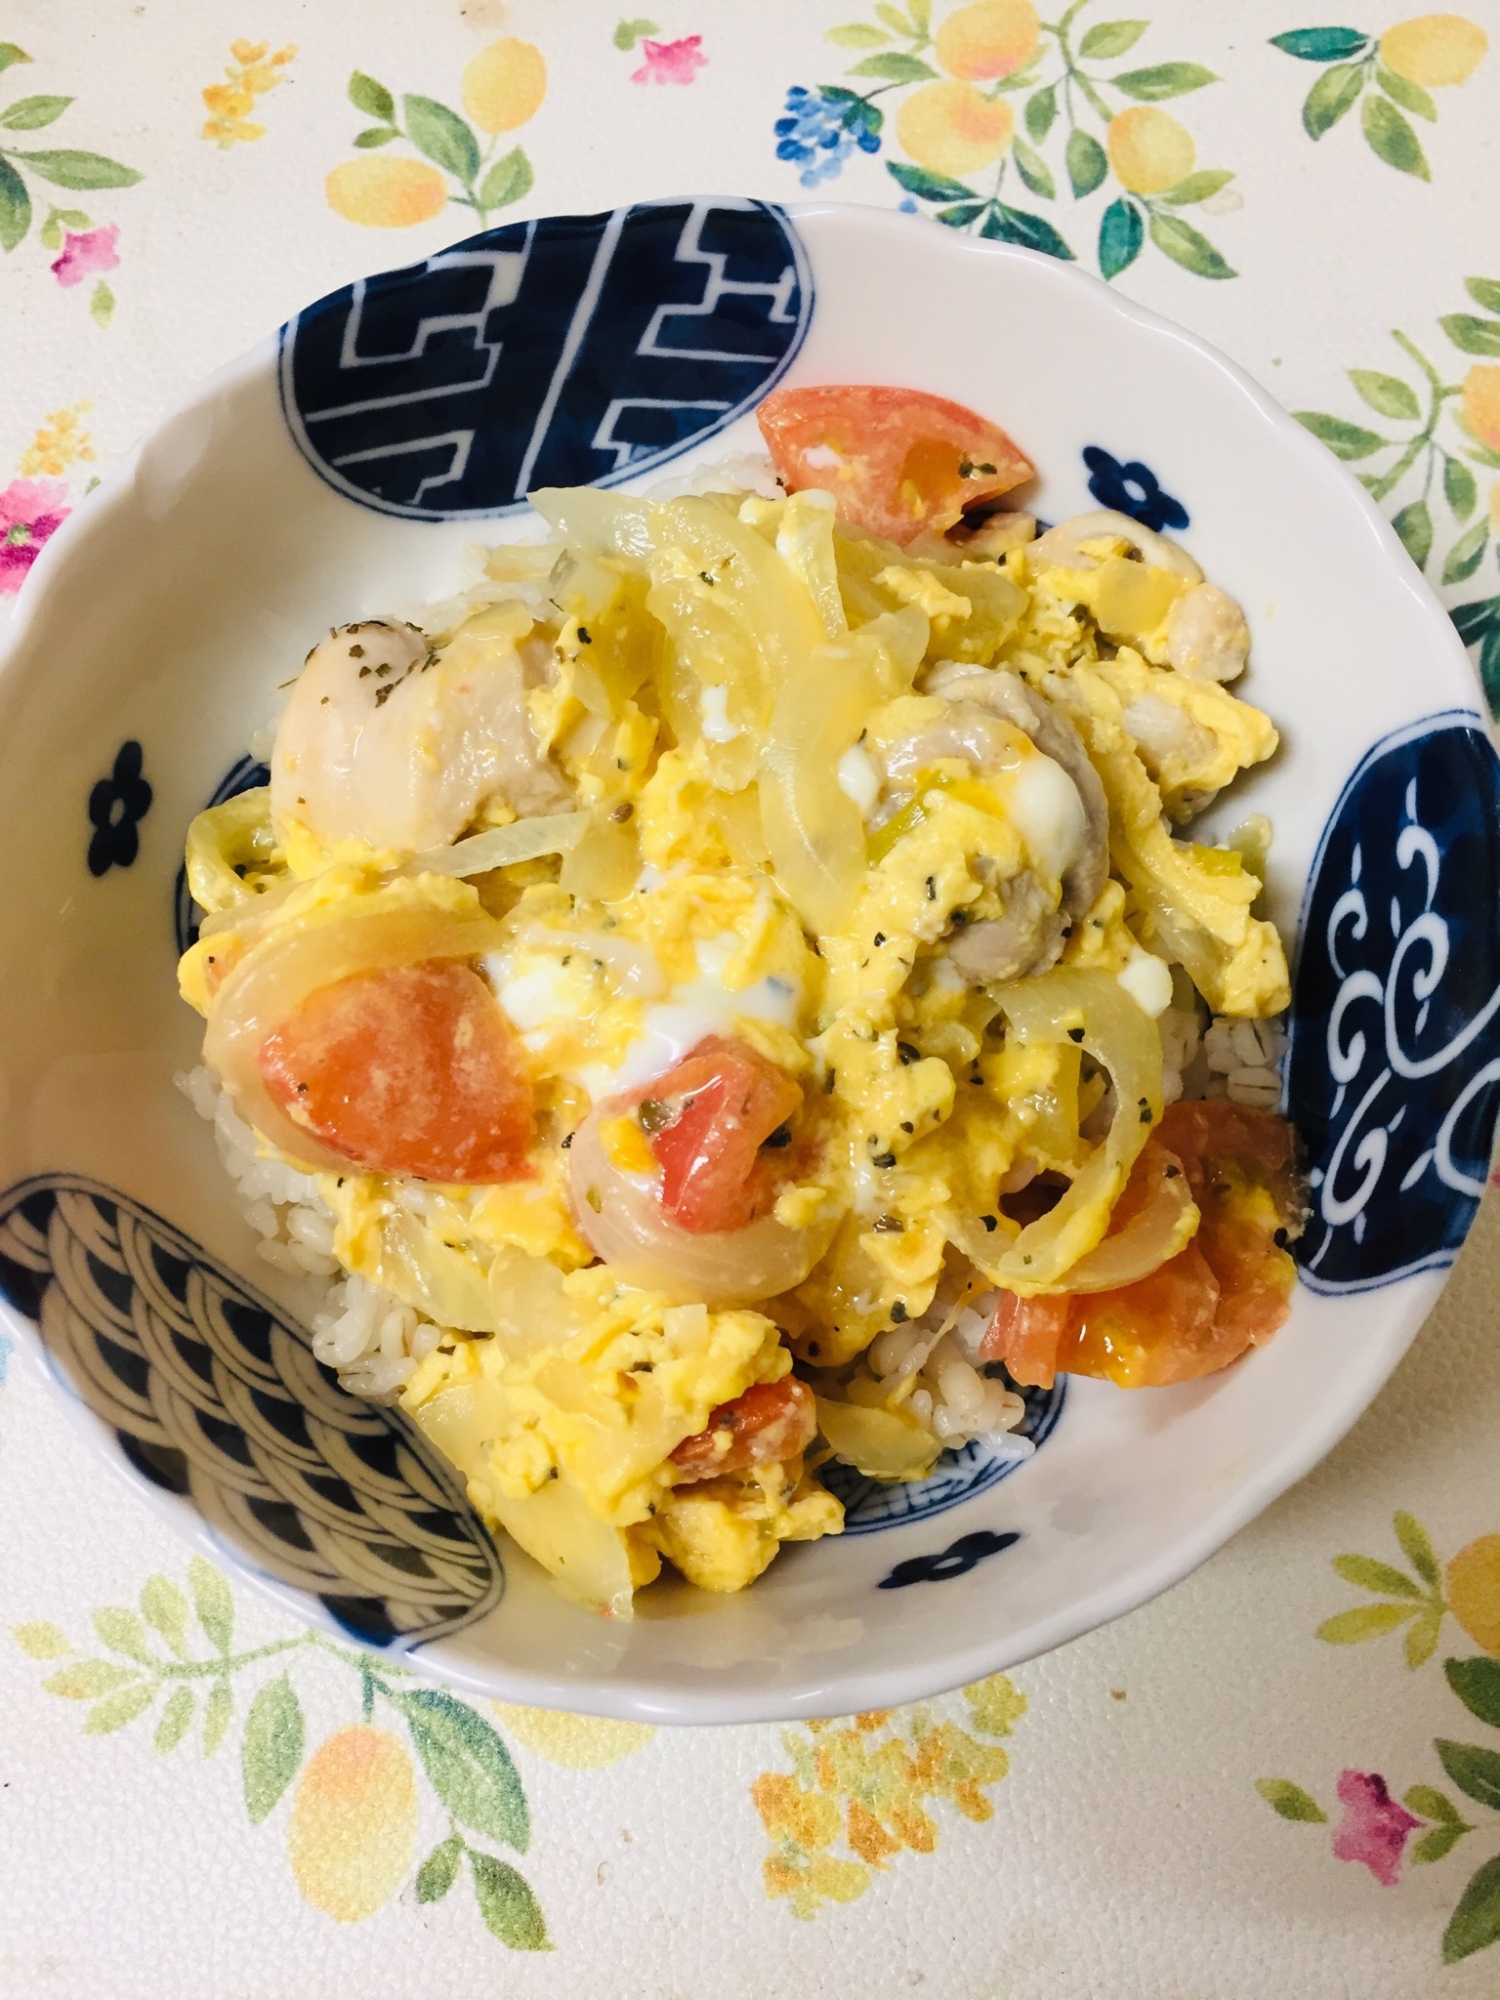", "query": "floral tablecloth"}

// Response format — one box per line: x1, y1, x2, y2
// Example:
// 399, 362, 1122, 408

4, 2, 1500, 1993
